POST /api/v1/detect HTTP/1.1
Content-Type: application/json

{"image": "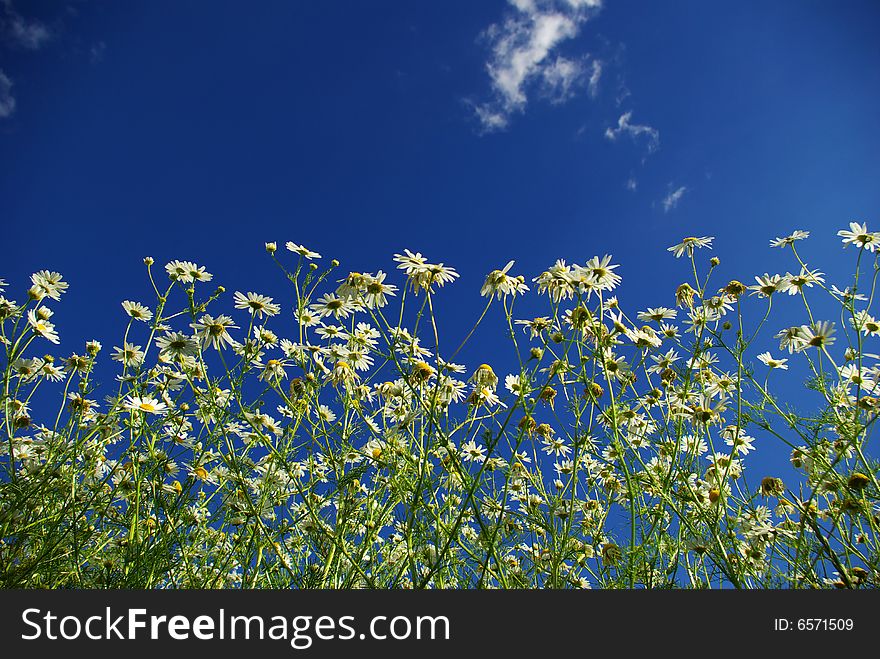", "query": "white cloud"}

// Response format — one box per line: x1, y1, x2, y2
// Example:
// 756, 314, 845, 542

661, 185, 687, 212
0, 69, 15, 118
587, 58, 603, 98
1, 0, 52, 50
541, 55, 585, 104
472, 104, 509, 132
625, 177, 637, 191
474, 0, 602, 131
604, 111, 660, 152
